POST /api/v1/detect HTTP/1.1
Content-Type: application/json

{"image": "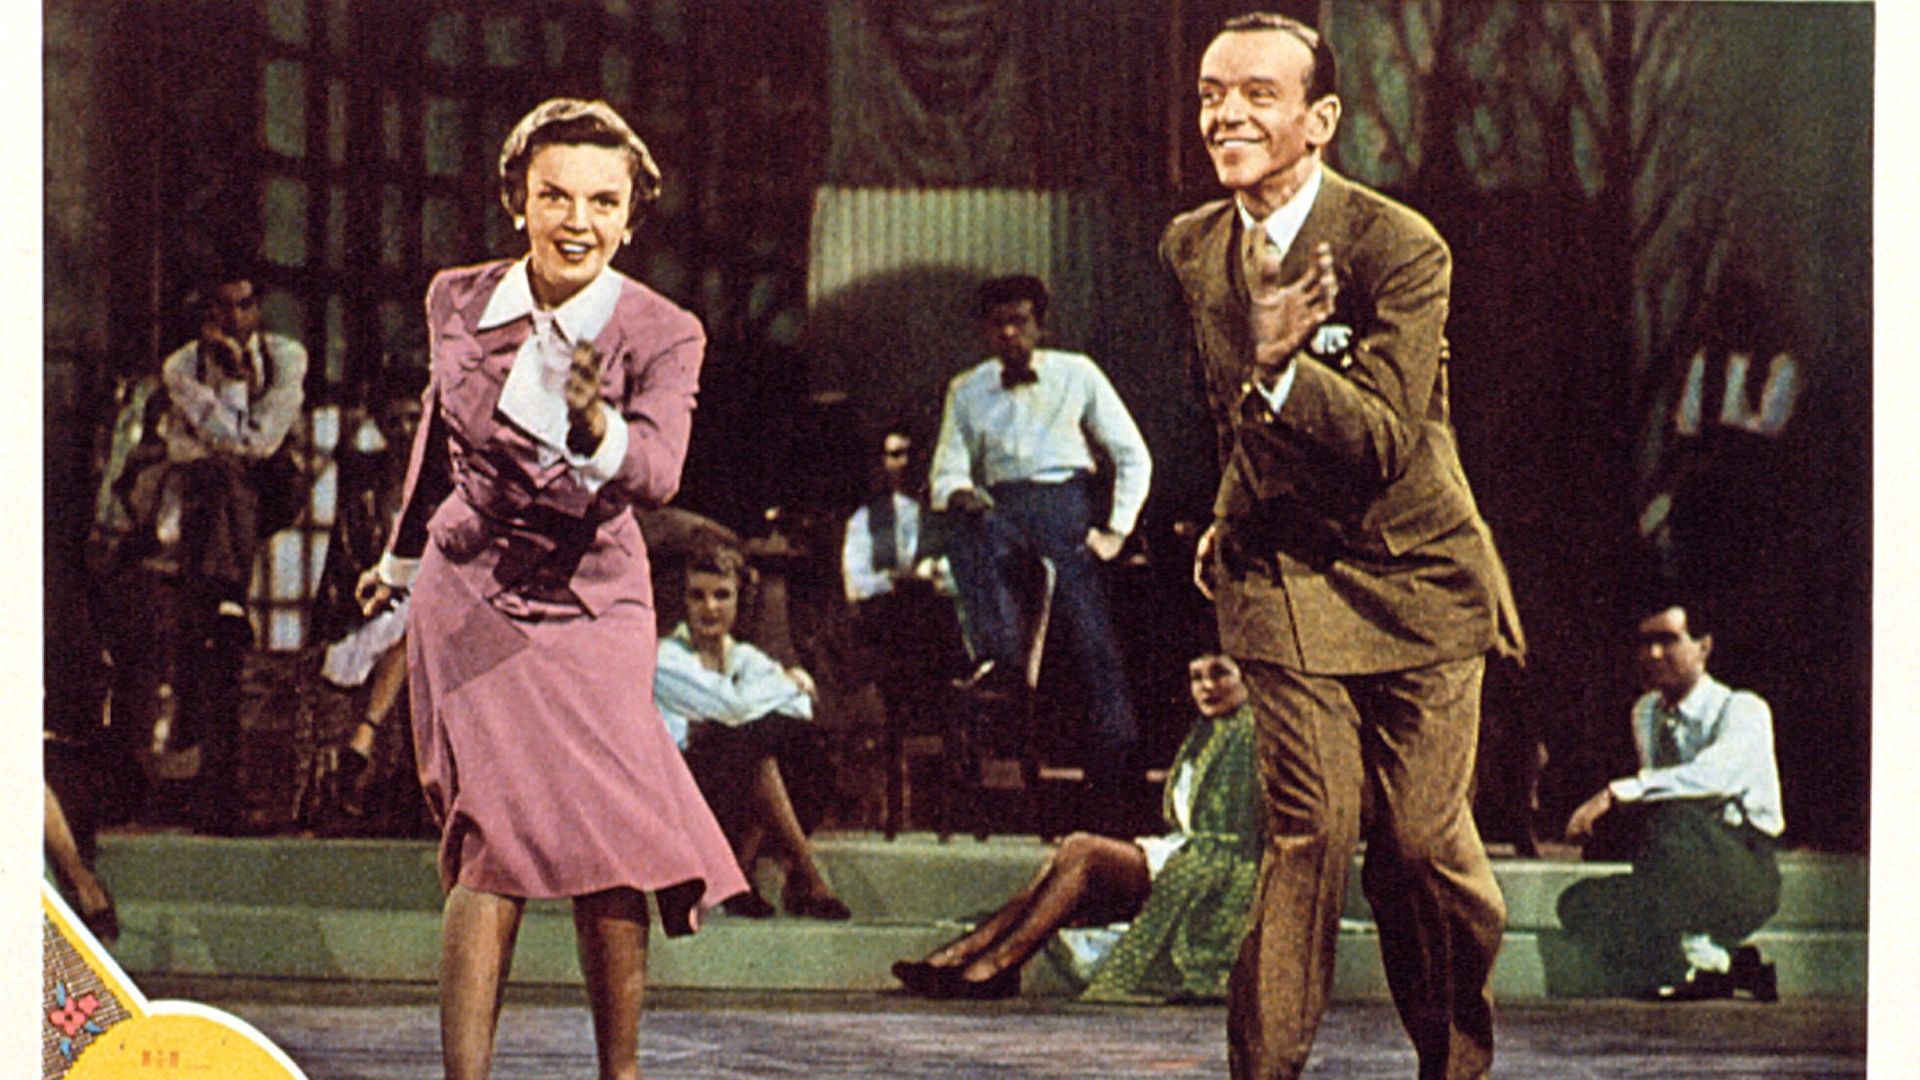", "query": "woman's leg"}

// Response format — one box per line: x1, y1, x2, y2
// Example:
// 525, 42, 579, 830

440, 884, 525, 1080
924, 833, 1151, 980
959, 833, 1150, 982
749, 755, 843, 904
573, 887, 650, 1080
